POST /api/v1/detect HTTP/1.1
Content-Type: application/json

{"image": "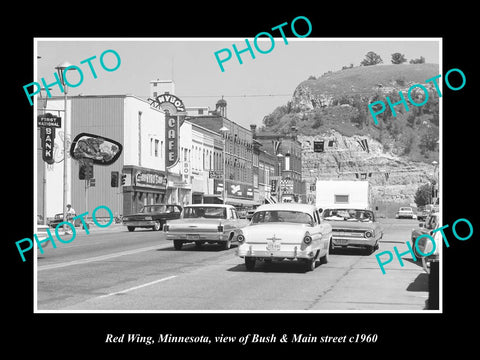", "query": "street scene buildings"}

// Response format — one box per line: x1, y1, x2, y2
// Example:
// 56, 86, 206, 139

37, 82, 306, 220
